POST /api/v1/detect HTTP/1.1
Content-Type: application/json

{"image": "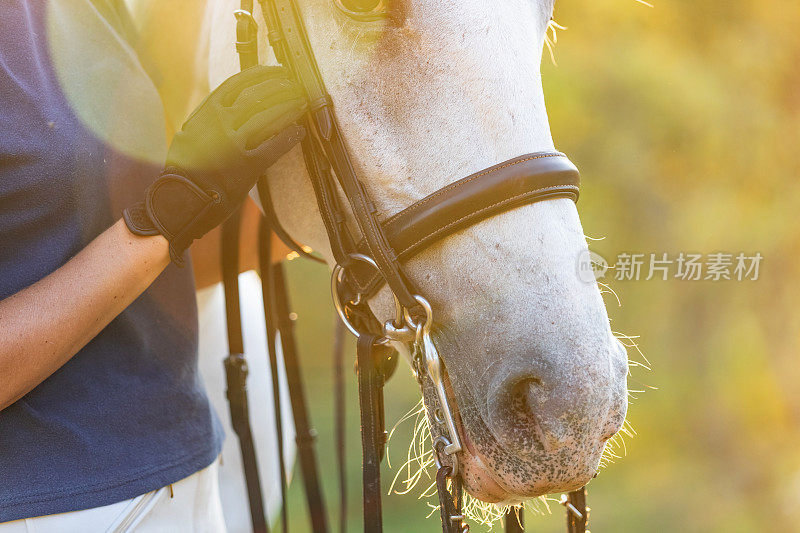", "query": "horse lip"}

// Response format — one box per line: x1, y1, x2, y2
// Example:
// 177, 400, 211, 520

441, 362, 530, 502
448, 380, 517, 502
459, 429, 519, 502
